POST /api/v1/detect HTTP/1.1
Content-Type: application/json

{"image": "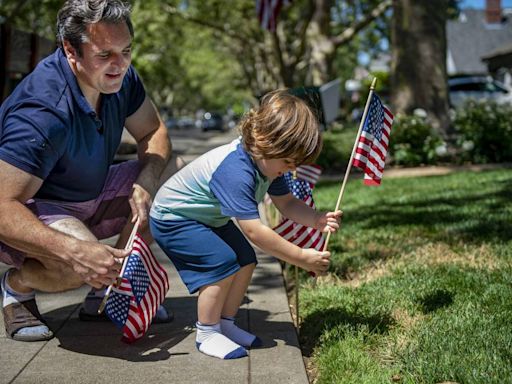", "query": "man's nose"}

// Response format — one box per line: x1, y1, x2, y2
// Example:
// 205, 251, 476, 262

112, 53, 129, 68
